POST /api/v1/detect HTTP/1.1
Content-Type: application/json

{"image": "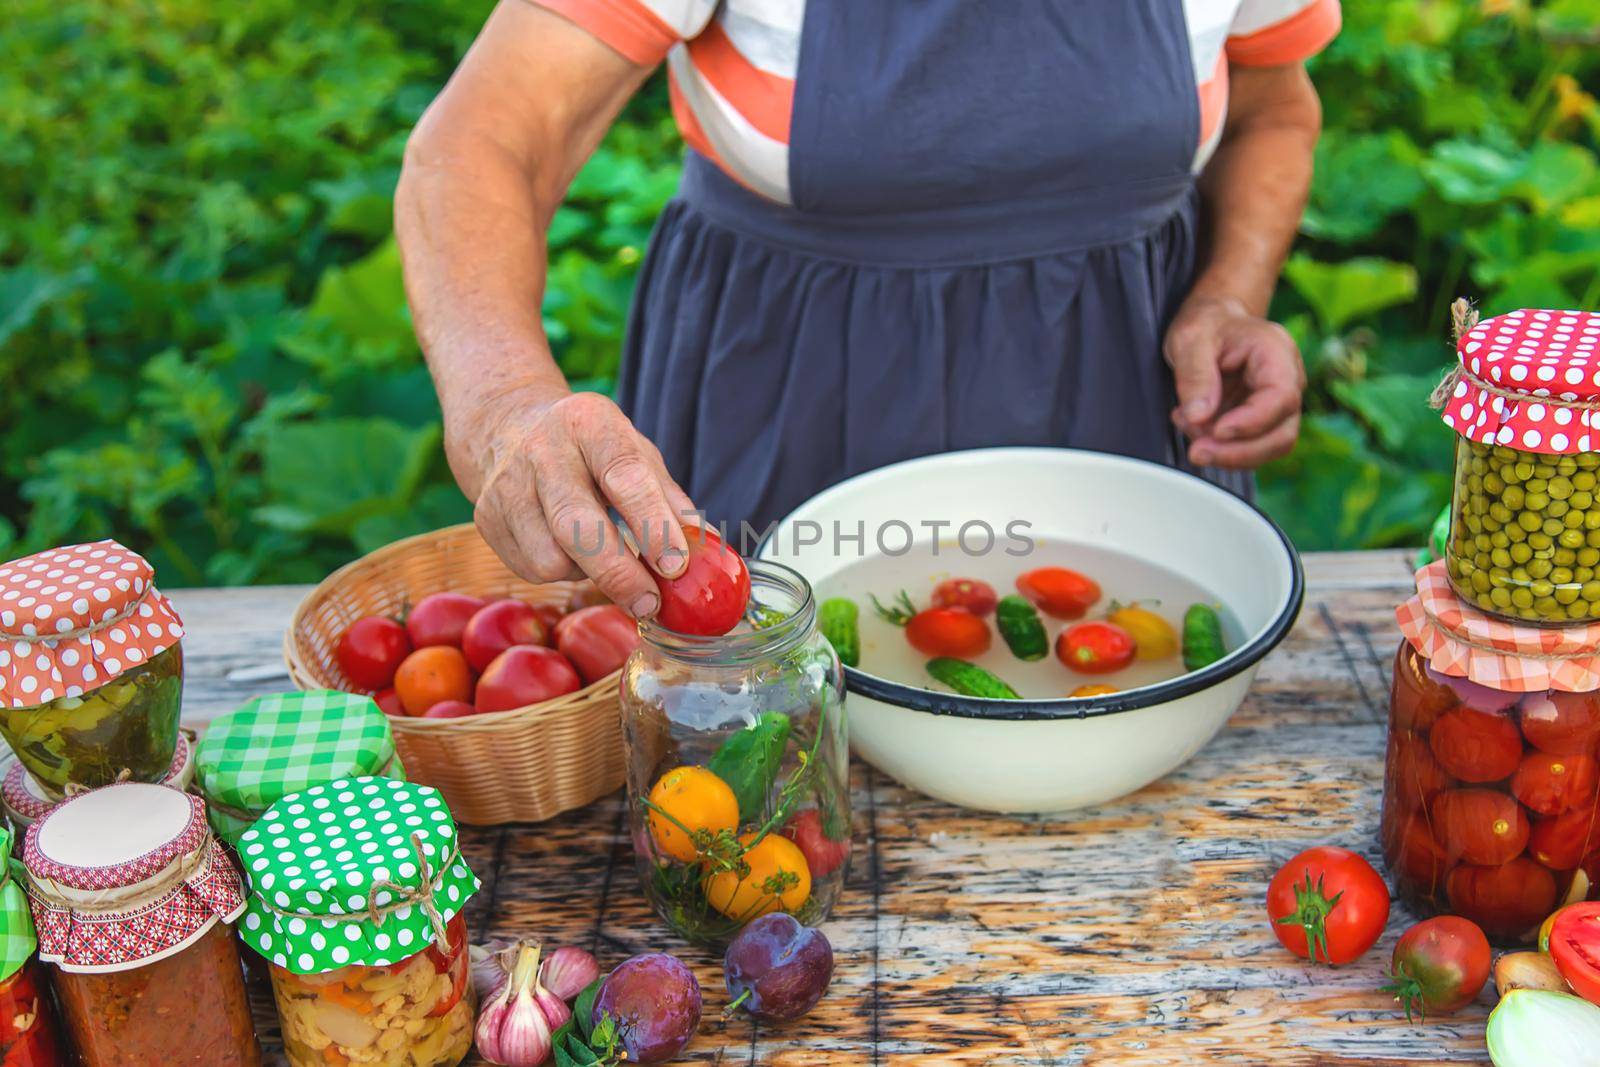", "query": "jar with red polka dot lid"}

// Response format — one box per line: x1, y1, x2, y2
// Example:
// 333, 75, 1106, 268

0, 540, 184, 794
1439, 307, 1600, 625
